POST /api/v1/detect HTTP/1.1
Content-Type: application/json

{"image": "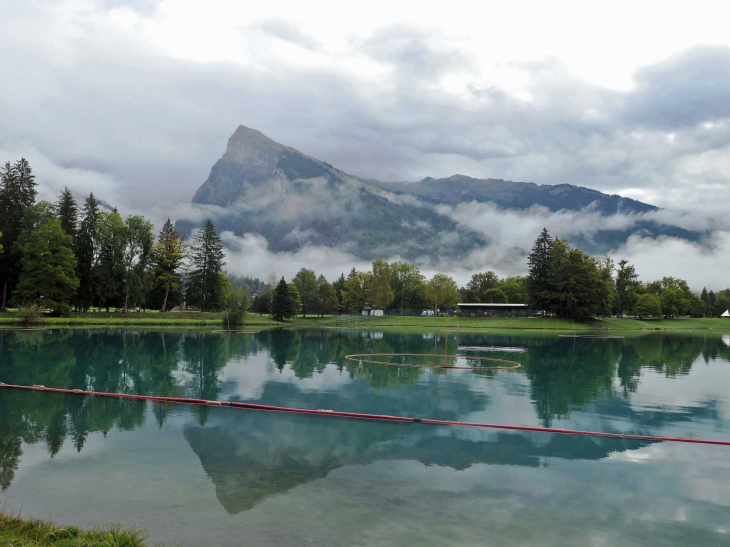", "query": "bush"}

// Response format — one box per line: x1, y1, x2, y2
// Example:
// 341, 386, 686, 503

18, 303, 45, 325
222, 287, 251, 328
